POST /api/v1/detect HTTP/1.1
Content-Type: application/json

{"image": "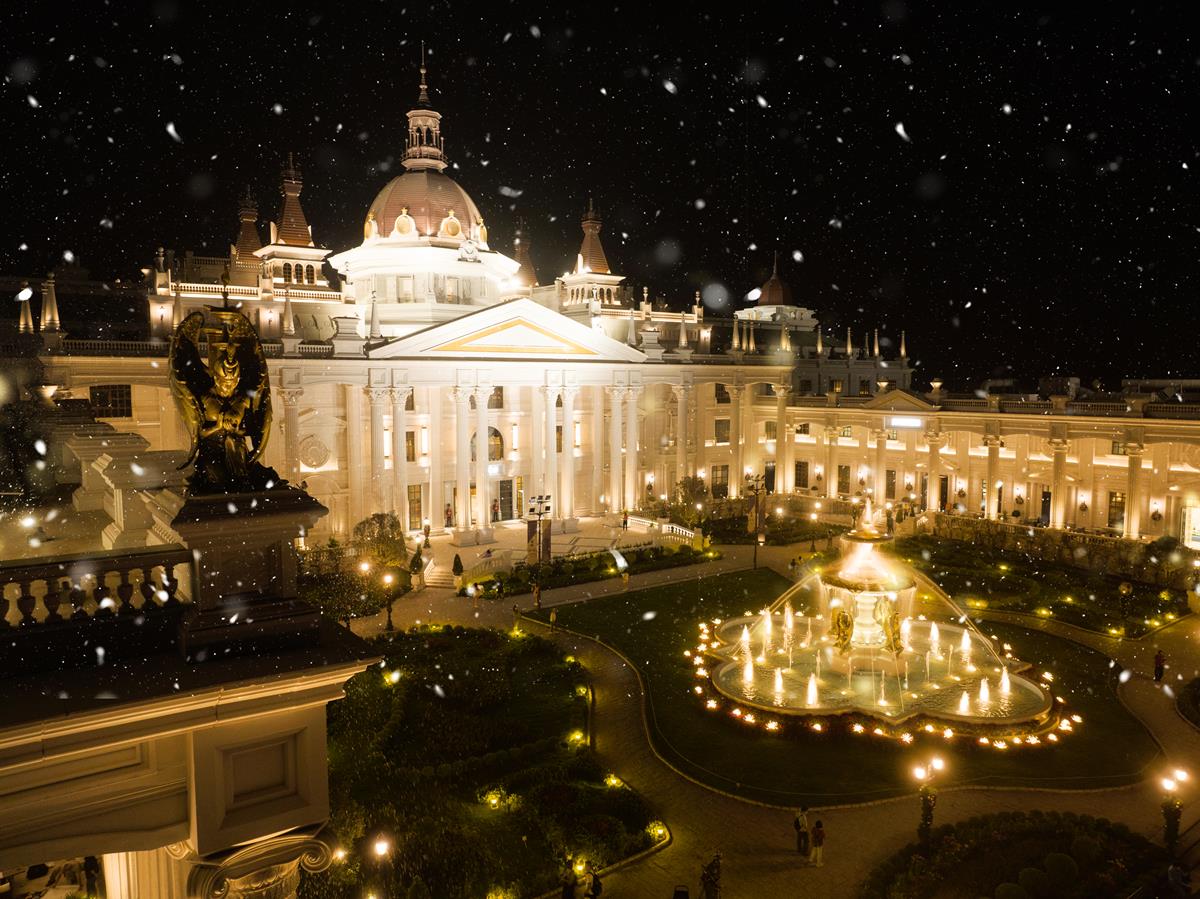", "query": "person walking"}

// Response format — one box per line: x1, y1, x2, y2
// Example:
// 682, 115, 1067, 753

512, 603, 520, 629
559, 860, 578, 898
622, 510, 629, 531
549, 607, 558, 631
793, 806, 810, 859
1154, 649, 1167, 683
810, 820, 826, 867
699, 850, 722, 898
580, 861, 601, 897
